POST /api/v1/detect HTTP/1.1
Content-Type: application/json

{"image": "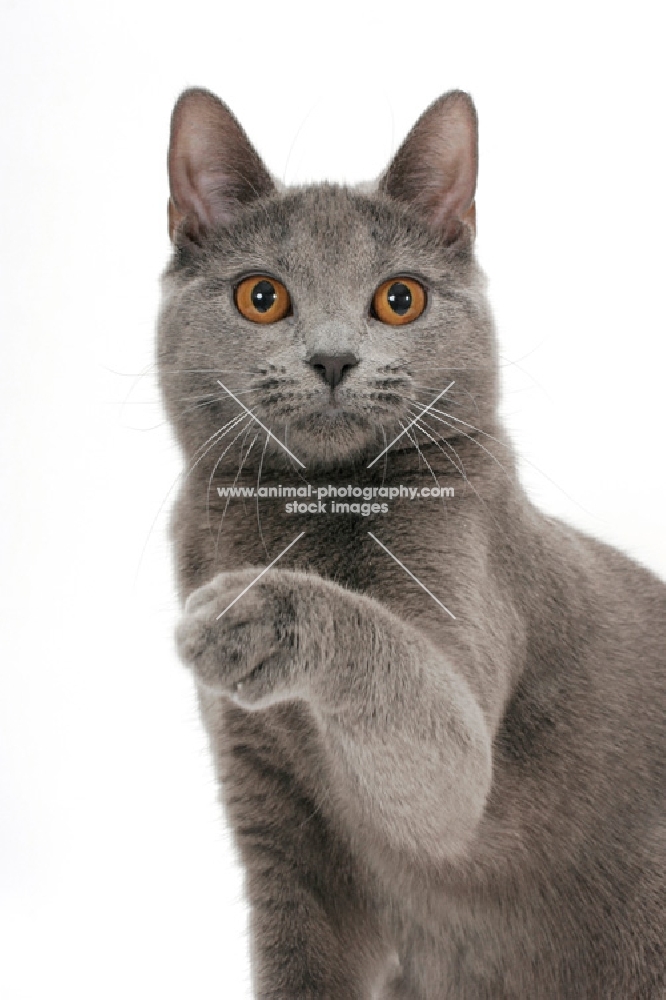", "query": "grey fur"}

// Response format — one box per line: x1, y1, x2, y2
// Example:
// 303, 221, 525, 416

158, 88, 666, 998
